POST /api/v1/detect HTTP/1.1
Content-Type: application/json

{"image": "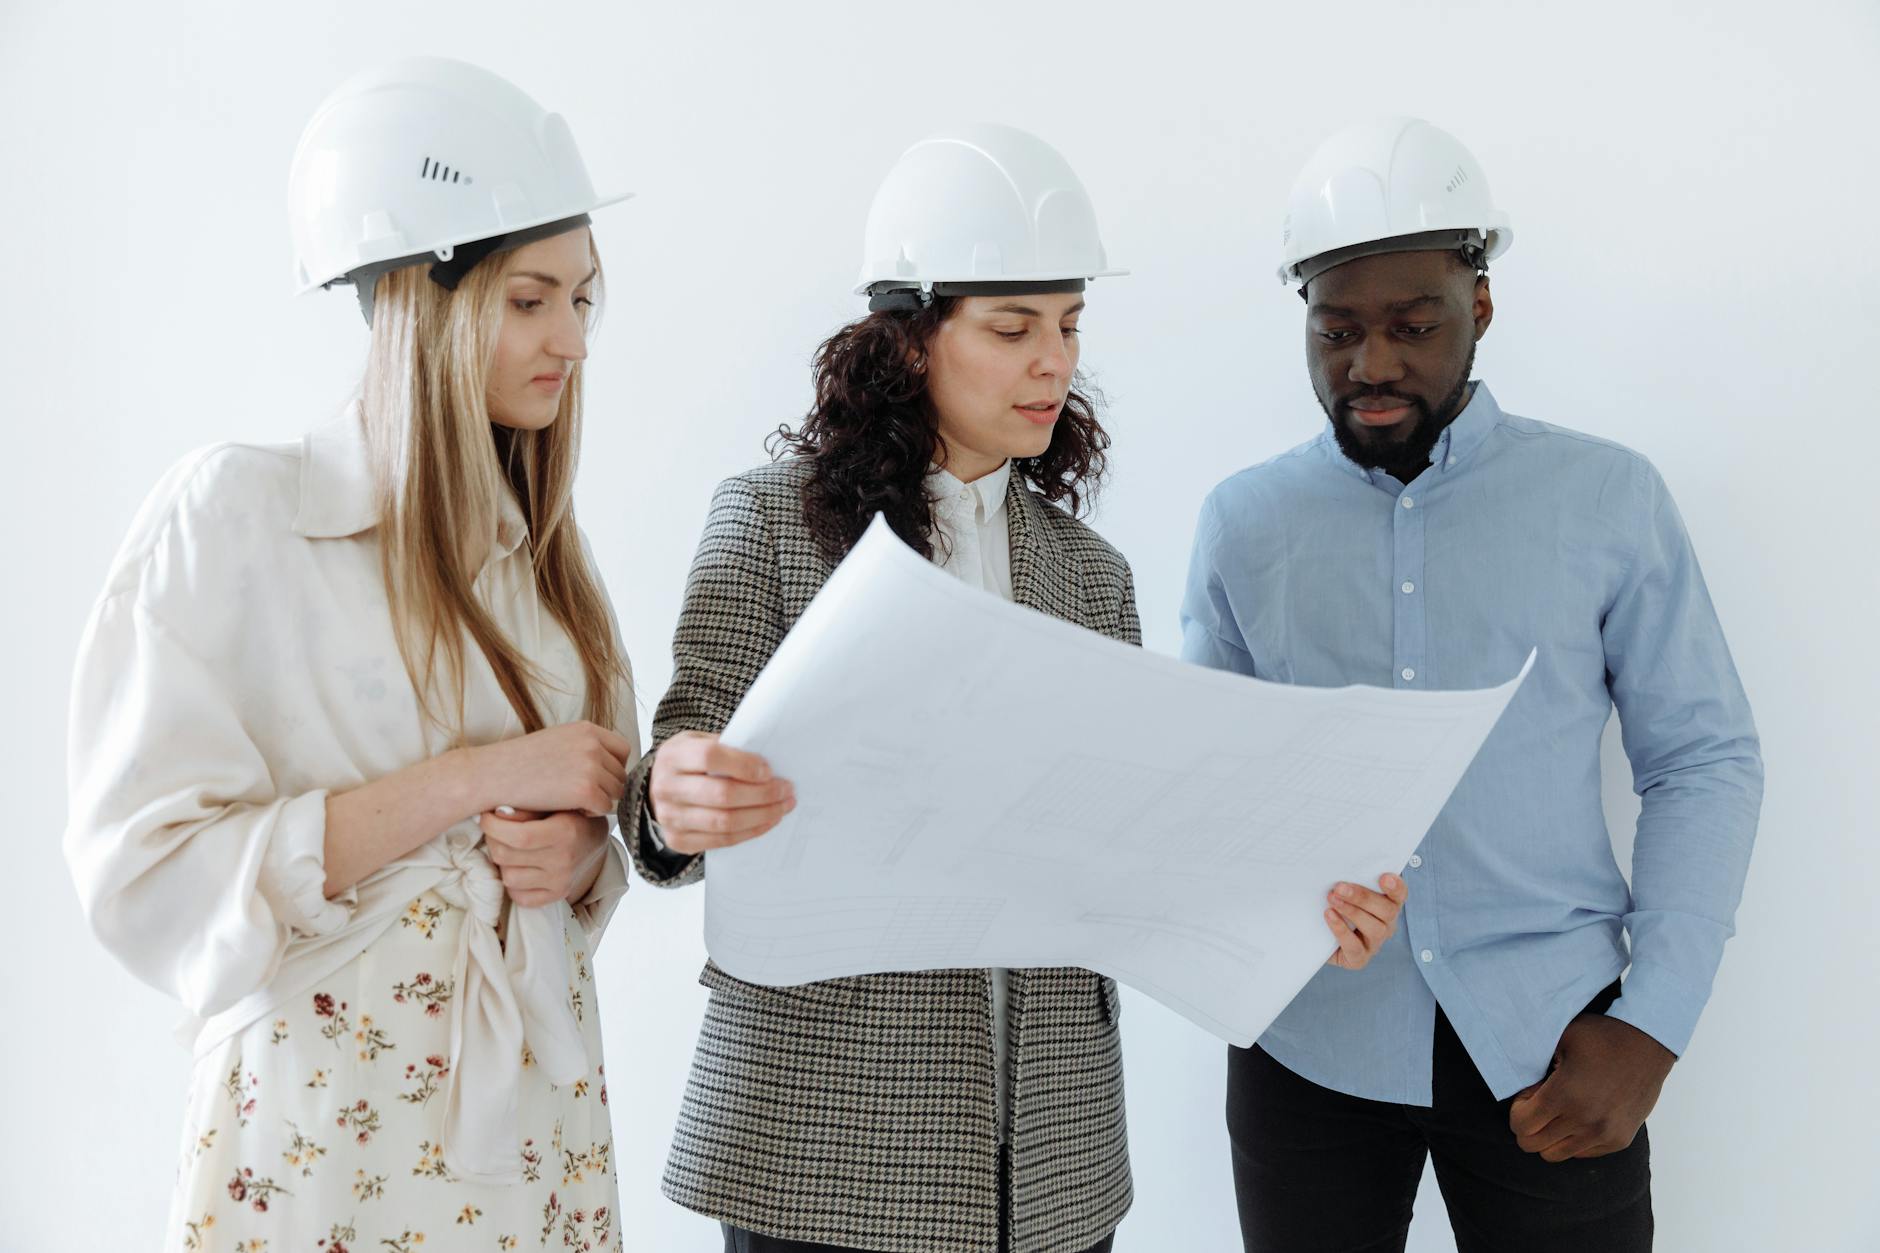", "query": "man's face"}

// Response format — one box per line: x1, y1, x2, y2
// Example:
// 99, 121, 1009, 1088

1304, 250, 1493, 475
